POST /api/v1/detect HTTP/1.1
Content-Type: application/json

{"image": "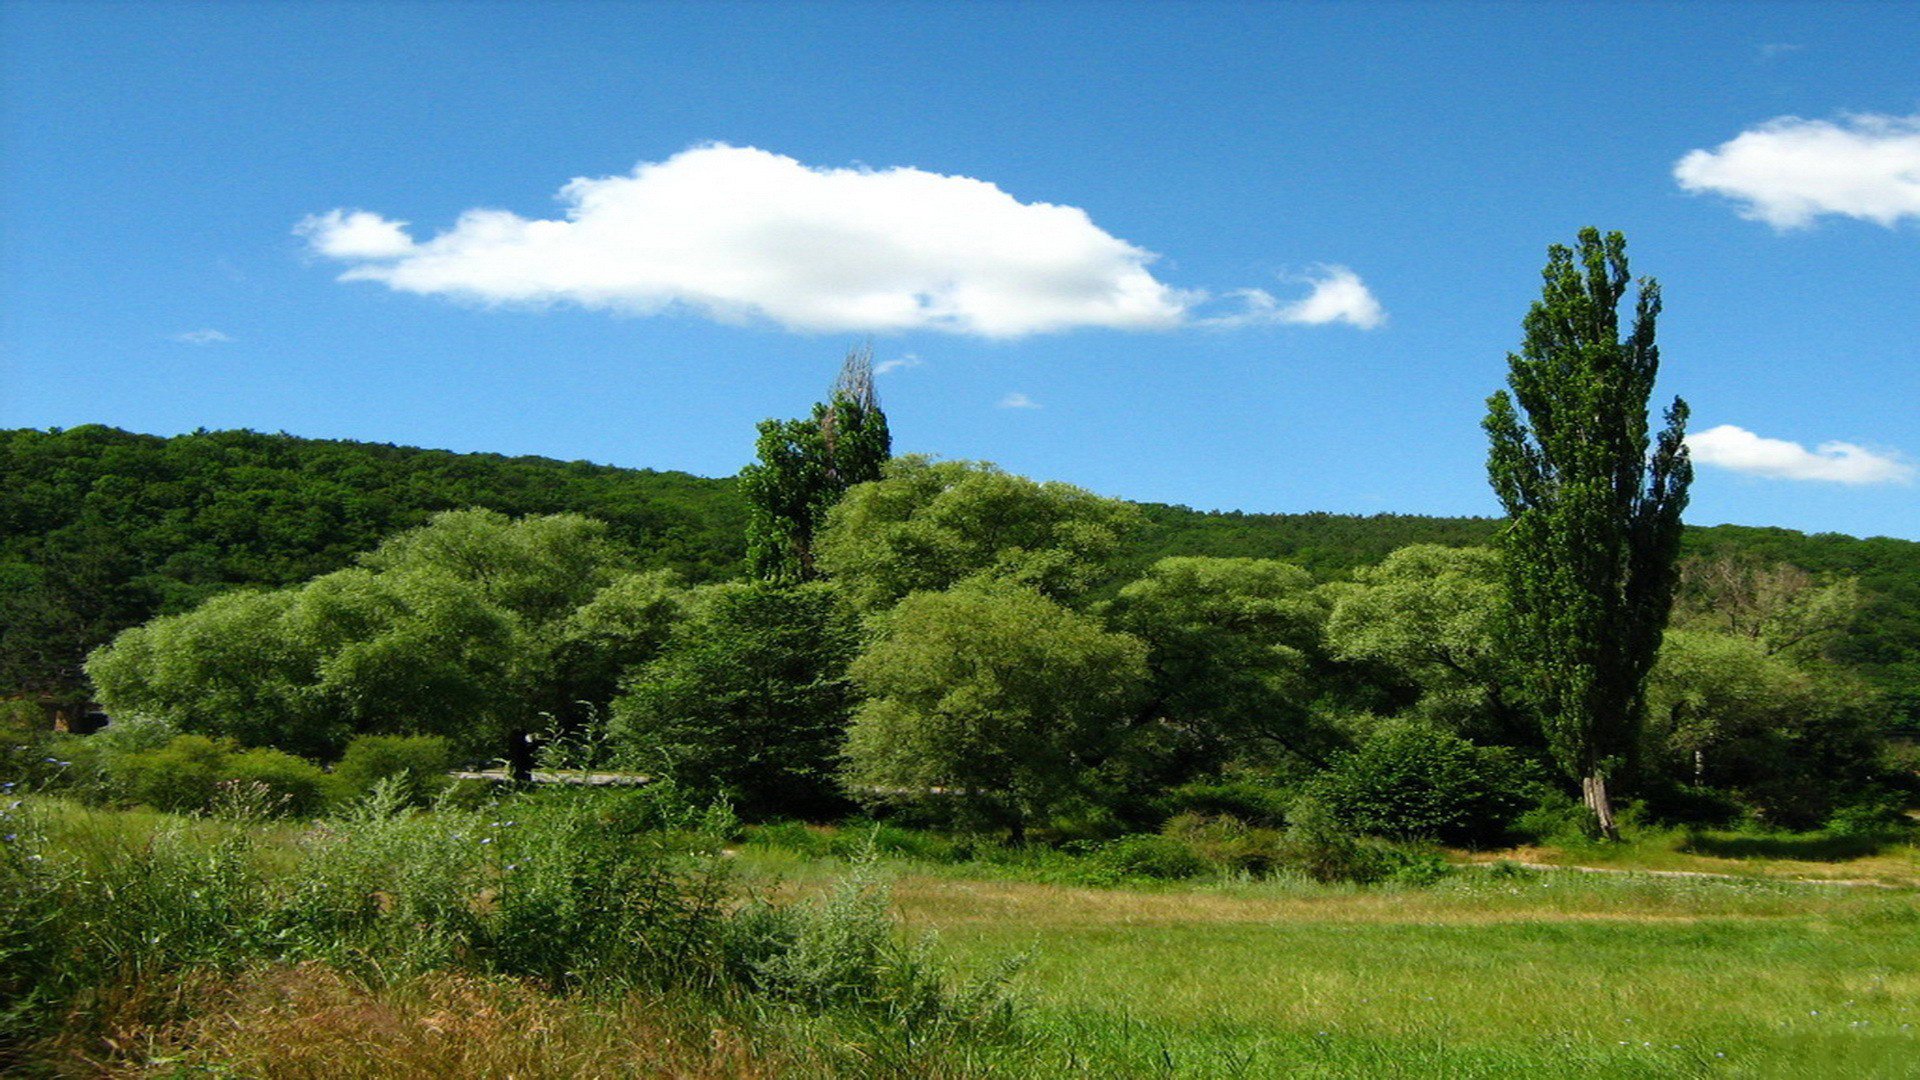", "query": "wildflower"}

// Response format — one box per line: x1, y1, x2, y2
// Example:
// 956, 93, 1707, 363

480, 837, 493, 845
